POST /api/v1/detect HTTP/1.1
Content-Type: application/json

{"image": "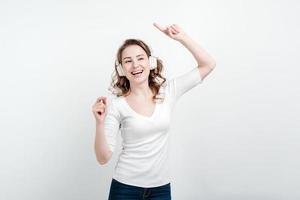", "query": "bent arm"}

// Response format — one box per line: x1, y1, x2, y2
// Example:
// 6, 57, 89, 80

178, 35, 216, 80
